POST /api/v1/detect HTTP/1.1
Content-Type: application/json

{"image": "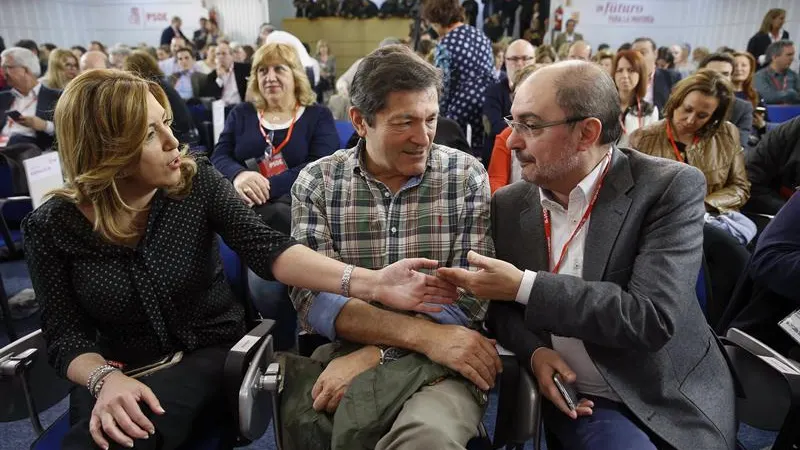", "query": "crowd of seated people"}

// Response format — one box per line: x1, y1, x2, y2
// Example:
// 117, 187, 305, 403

2, 3, 800, 450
